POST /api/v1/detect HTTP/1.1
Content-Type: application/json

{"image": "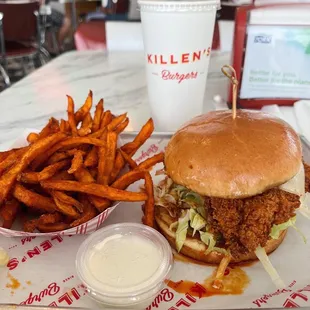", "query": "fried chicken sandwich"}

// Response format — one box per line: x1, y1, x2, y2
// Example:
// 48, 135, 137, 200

154, 110, 310, 288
